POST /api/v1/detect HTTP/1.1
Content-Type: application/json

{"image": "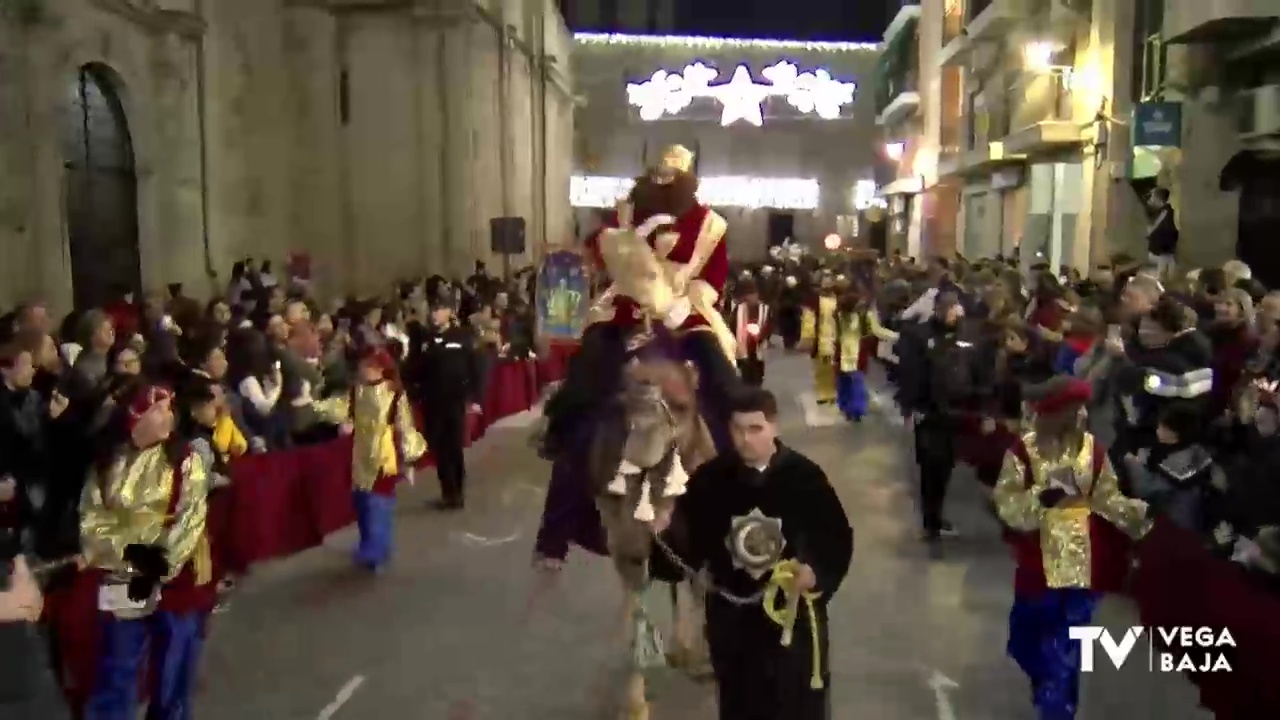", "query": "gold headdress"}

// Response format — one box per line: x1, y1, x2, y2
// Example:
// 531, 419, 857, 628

660, 145, 695, 174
